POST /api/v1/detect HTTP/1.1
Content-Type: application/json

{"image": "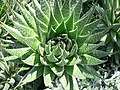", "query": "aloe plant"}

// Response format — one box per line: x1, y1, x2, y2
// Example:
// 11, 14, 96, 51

0, 0, 108, 89
96, 0, 120, 66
